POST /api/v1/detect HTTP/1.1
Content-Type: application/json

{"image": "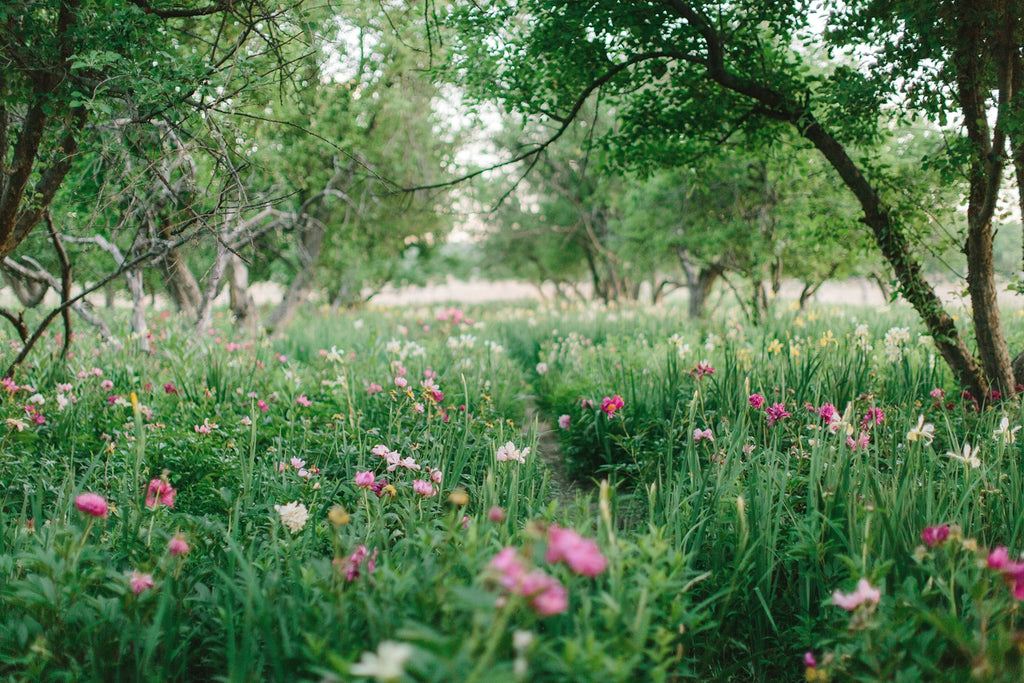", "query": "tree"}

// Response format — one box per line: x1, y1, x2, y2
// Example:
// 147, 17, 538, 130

441, 0, 1021, 399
